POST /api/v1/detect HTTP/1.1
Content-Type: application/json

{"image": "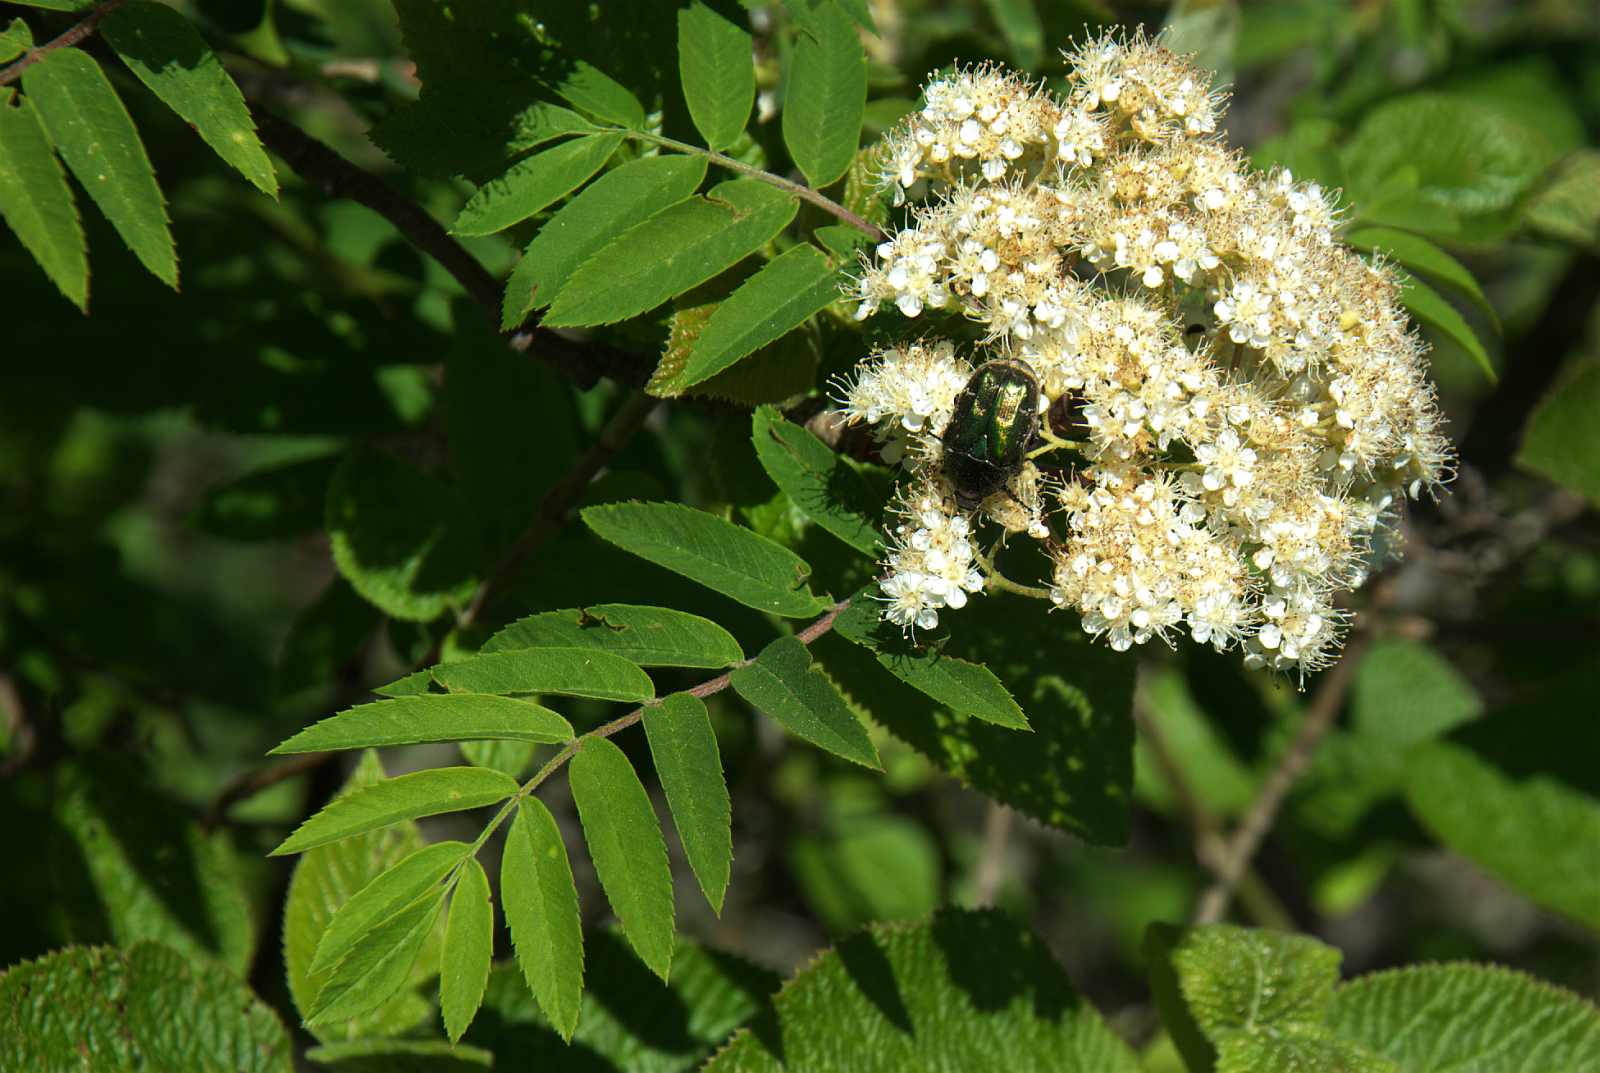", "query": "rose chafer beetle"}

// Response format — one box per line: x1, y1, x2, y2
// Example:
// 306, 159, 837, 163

942, 359, 1041, 509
